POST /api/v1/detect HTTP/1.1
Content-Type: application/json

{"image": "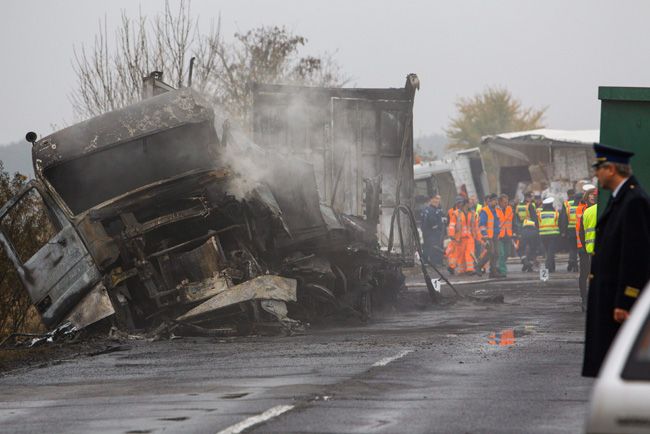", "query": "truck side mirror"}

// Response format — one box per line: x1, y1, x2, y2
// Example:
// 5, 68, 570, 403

25, 131, 37, 145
